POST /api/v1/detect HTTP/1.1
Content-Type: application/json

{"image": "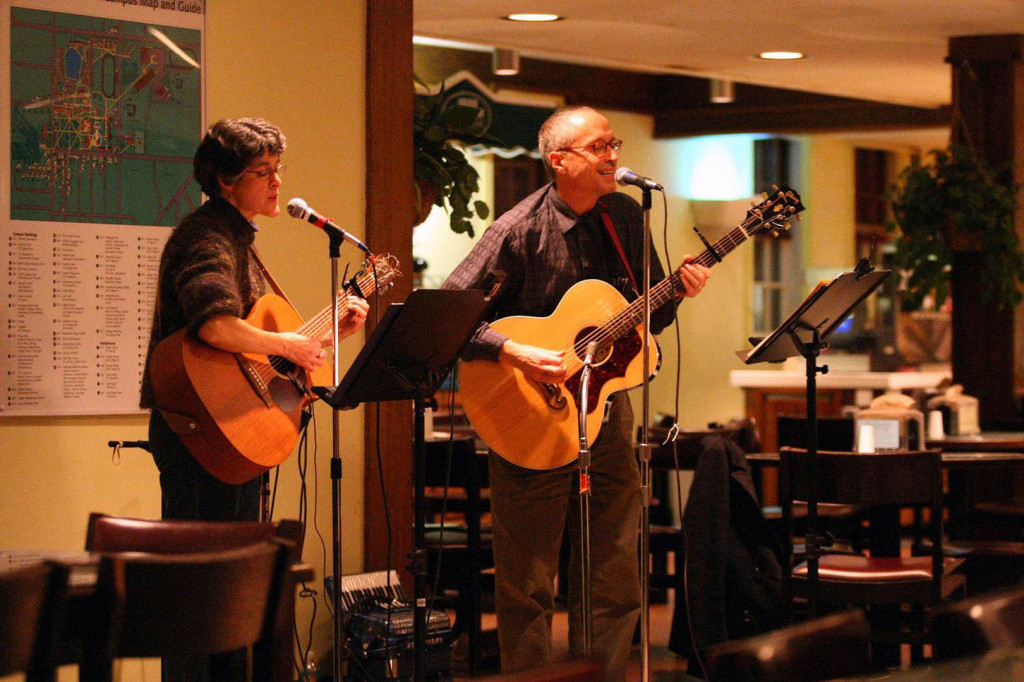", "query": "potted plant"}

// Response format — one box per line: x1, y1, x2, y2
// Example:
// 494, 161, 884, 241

885, 145, 1024, 311
414, 78, 504, 237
